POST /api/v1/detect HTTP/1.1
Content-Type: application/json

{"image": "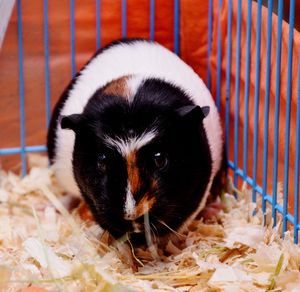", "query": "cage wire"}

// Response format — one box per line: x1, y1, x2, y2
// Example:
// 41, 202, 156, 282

0, 0, 299, 243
